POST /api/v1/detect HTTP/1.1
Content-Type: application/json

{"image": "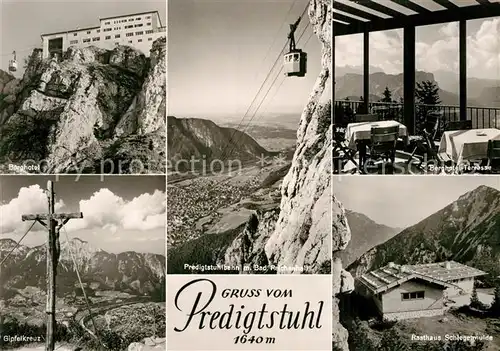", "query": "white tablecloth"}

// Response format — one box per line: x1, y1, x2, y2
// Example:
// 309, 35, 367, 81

438, 128, 500, 163
345, 120, 408, 149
